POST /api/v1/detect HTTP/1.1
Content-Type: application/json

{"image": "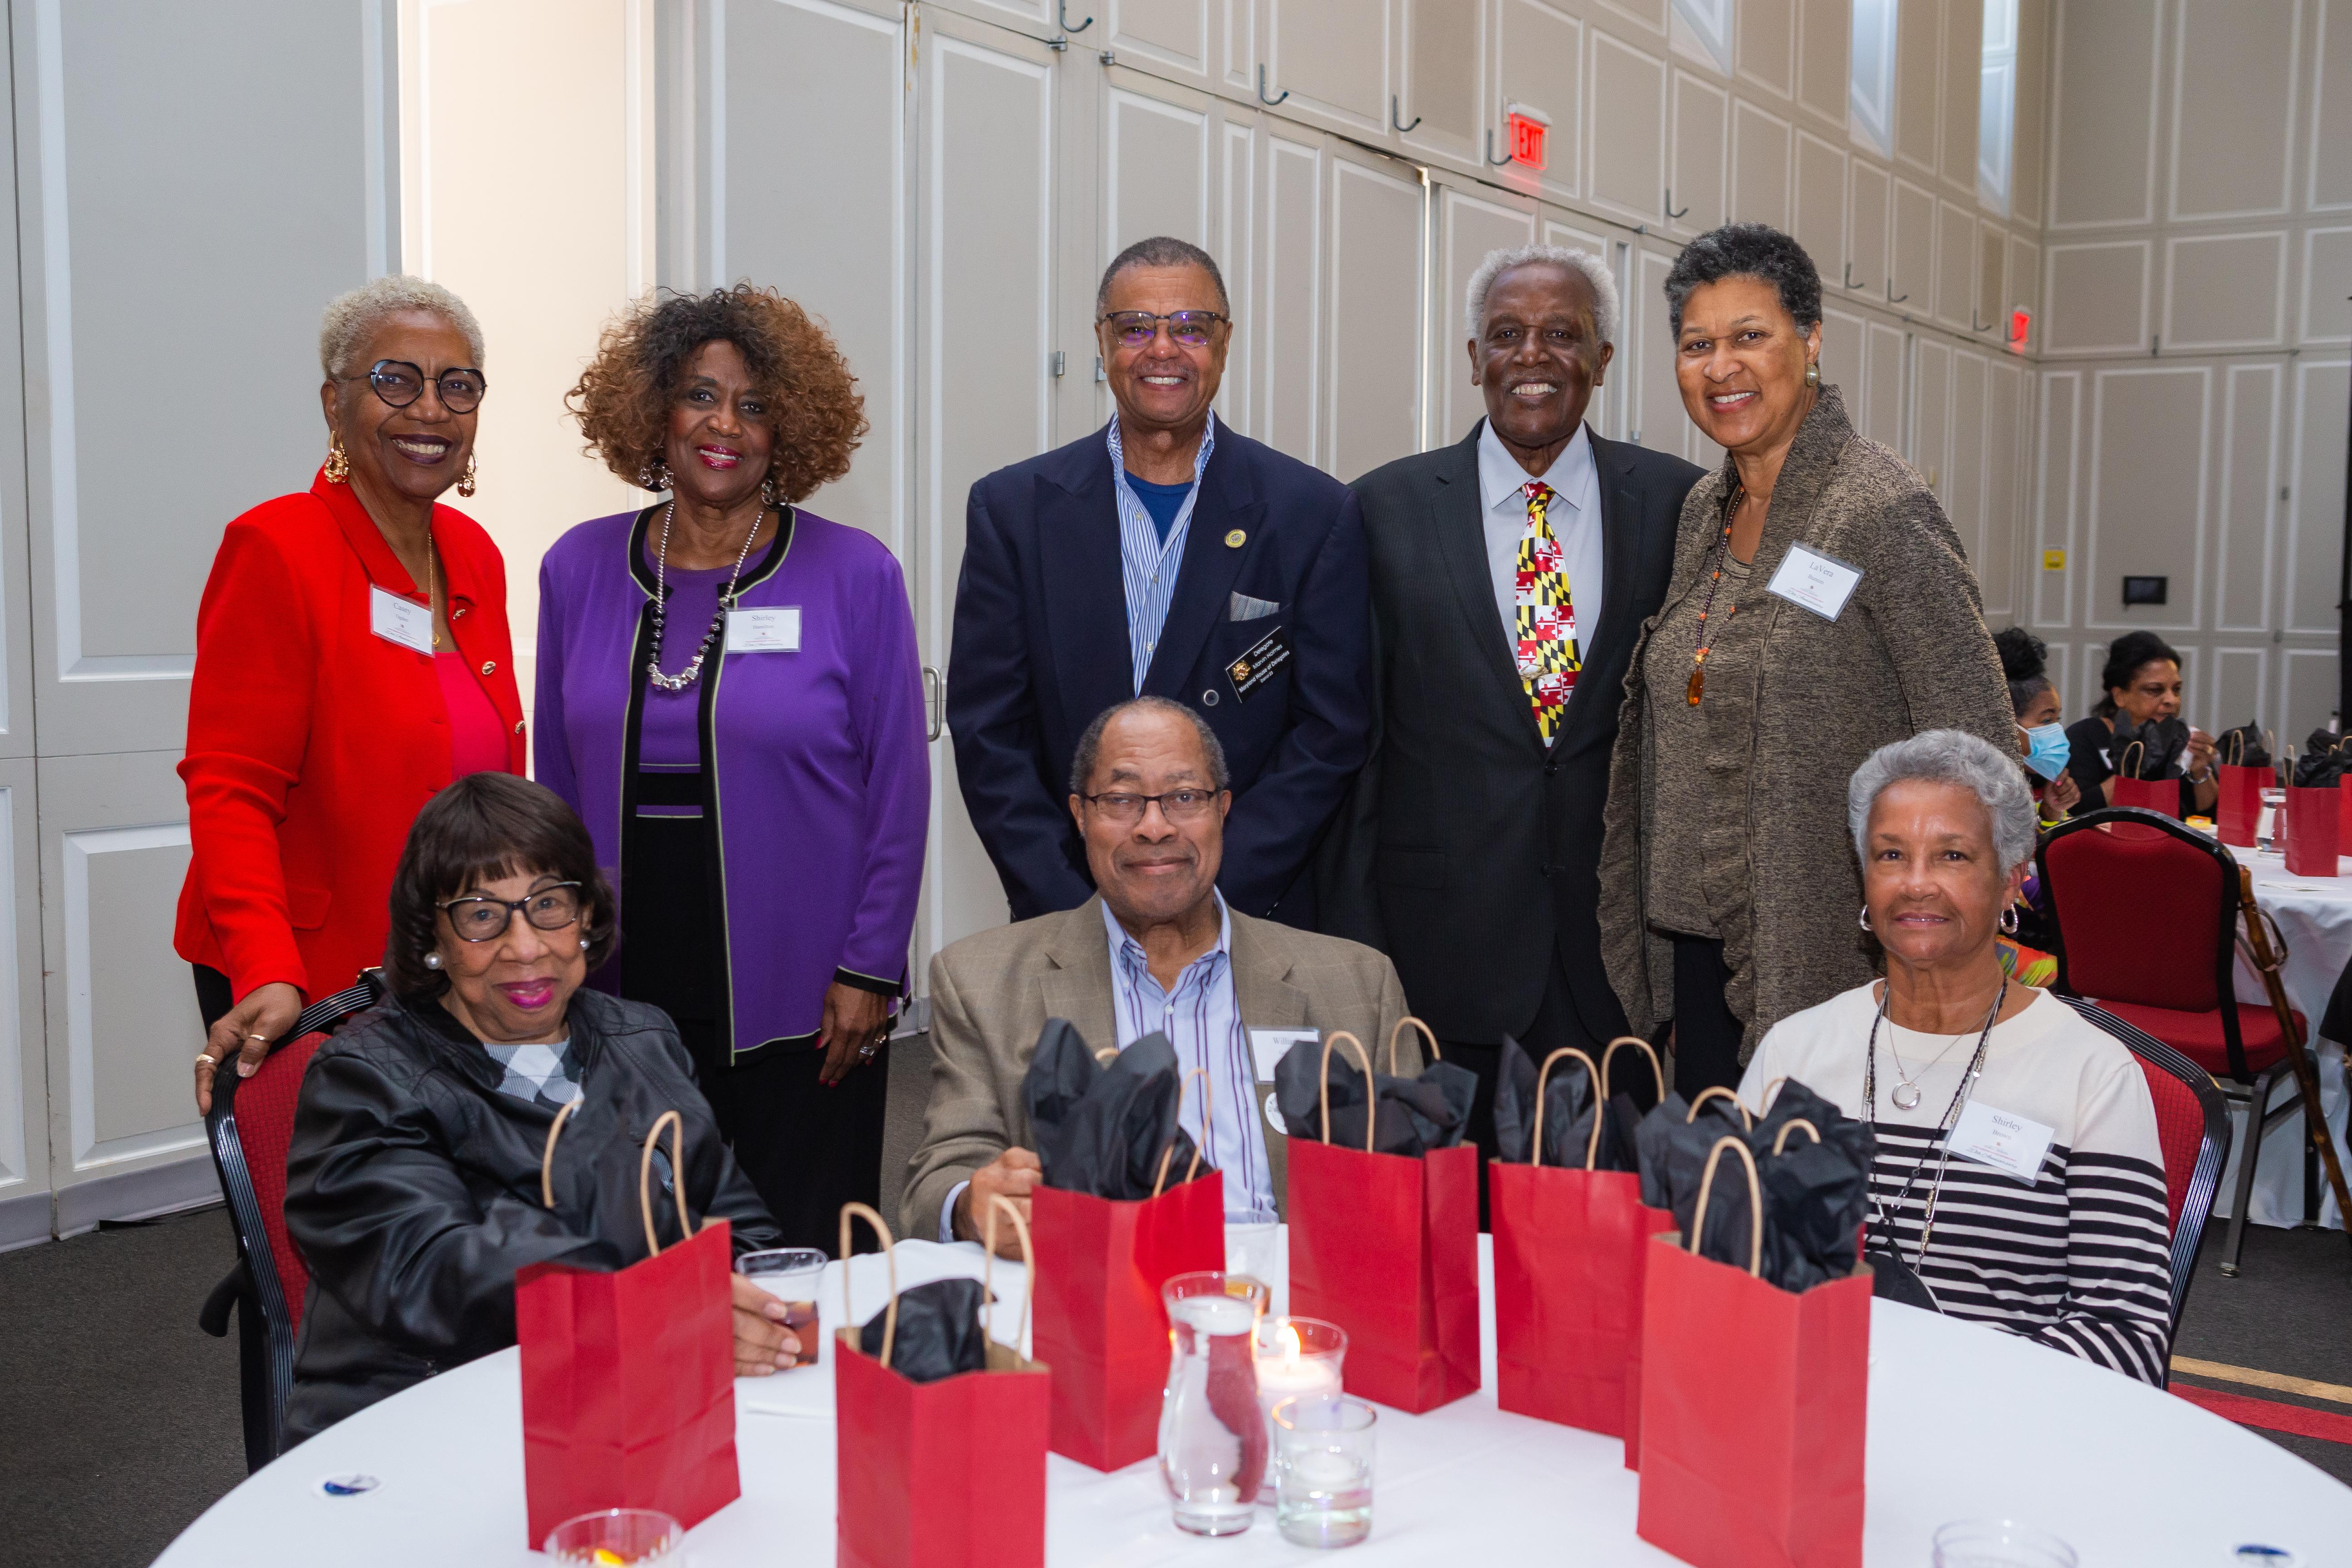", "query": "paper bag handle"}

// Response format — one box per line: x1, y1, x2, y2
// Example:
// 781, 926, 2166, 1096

1756, 1076, 1789, 1113
538, 1096, 581, 1210
637, 1110, 696, 1256
2118, 739, 2146, 780
1152, 1066, 1211, 1196
1690, 1135, 1763, 1279
1529, 1047, 1602, 1171
2226, 730, 2246, 767
1771, 1118, 1822, 1156
1317, 1031, 1377, 1153
1387, 1015, 1441, 1073
1686, 1085, 1754, 1130
838, 1201, 899, 1370
980, 1193, 1034, 1353
1093, 1045, 1120, 1066
1601, 1035, 1666, 1104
